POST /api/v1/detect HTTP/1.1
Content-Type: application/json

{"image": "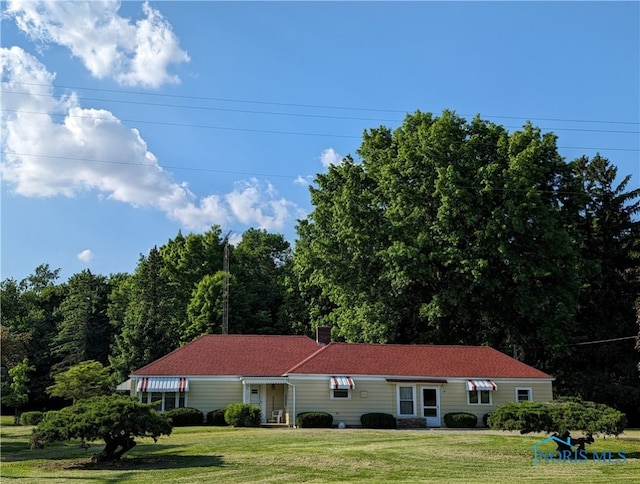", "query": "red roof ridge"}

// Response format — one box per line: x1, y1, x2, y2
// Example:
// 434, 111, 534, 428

132, 333, 317, 375
285, 342, 330, 373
